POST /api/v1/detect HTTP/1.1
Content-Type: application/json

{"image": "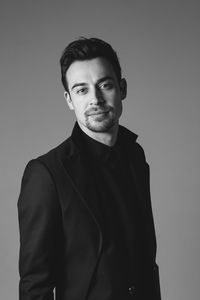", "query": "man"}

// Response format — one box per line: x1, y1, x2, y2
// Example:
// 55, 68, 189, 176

18, 37, 161, 300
